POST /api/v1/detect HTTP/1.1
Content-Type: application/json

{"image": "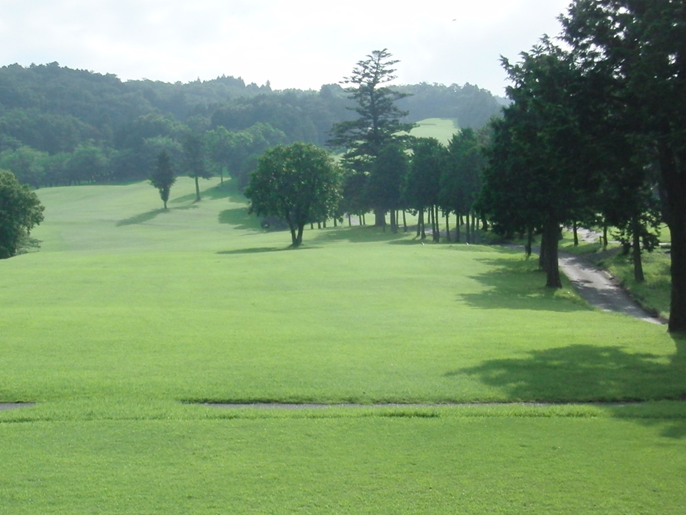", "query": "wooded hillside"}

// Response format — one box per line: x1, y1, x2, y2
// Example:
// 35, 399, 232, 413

0, 62, 502, 187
